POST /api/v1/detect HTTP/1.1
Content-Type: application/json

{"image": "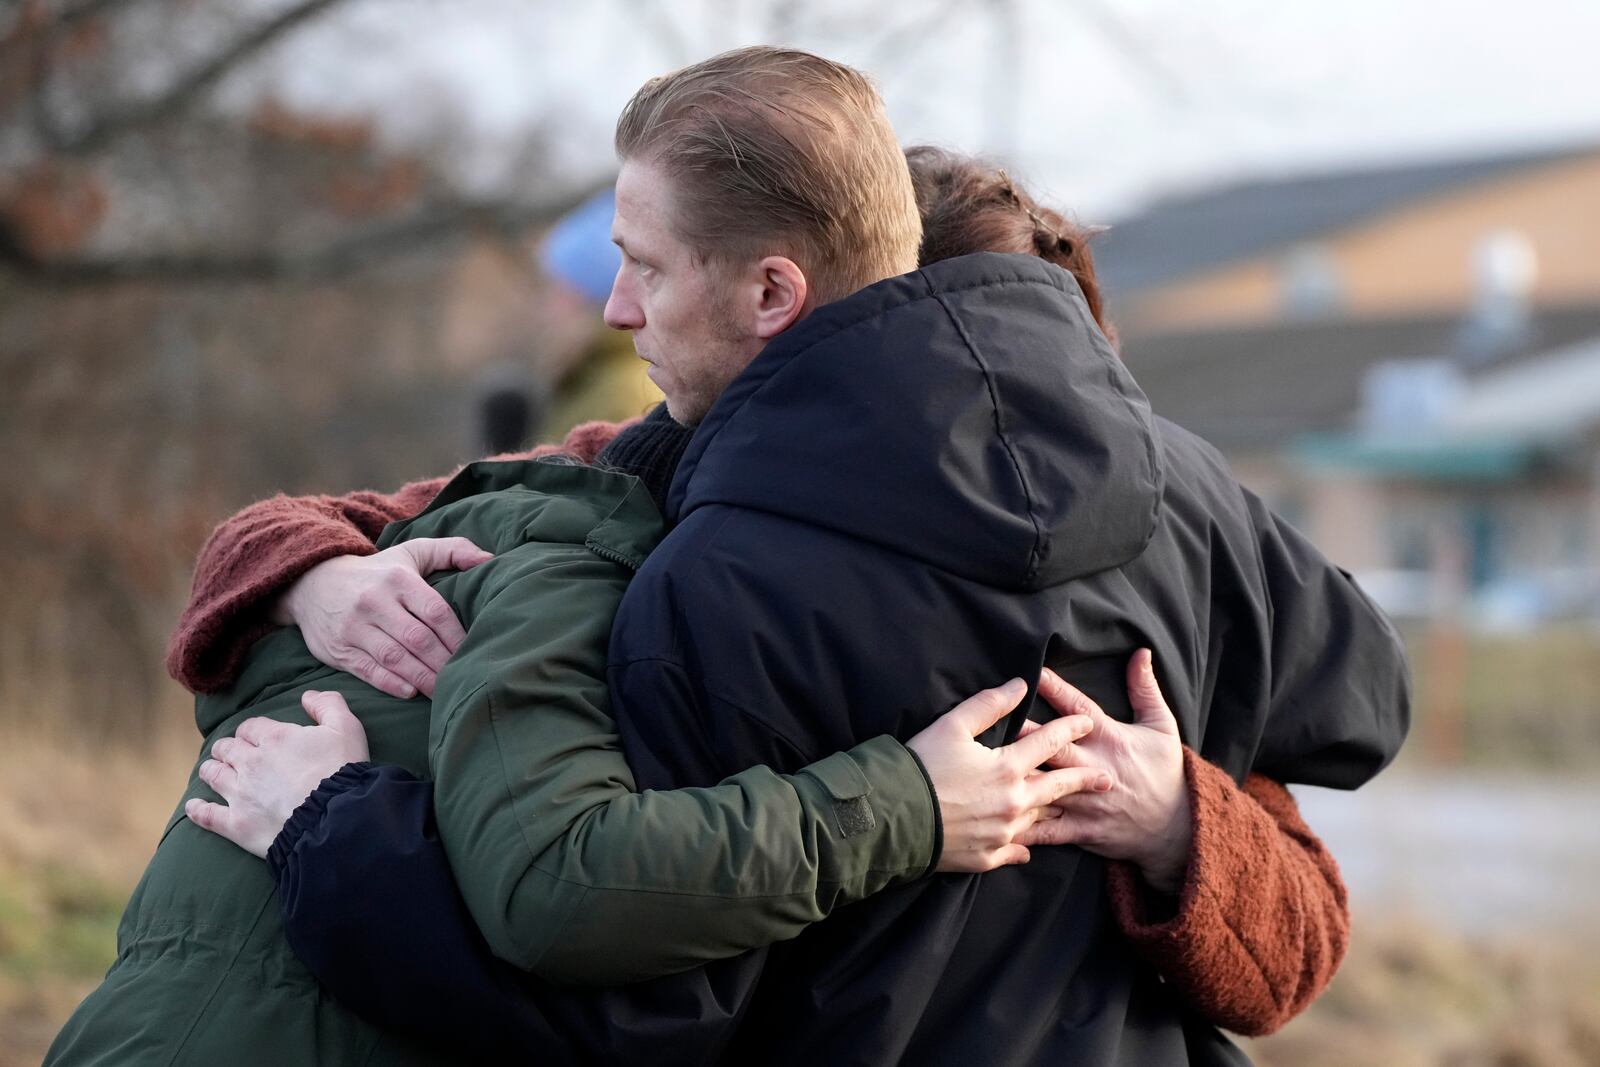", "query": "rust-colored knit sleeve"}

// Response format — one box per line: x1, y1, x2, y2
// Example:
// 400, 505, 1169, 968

165, 420, 631, 693
1104, 748, 1350, 1037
